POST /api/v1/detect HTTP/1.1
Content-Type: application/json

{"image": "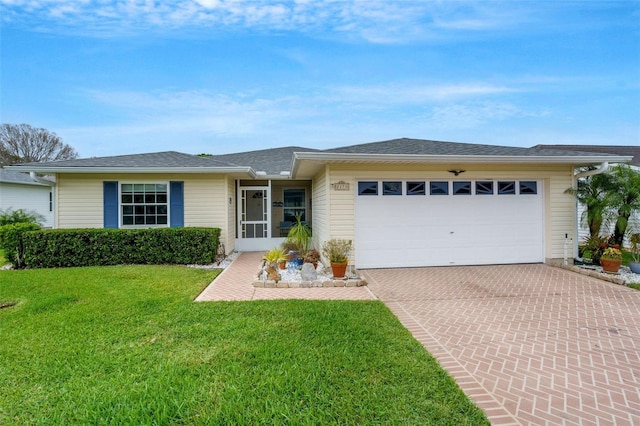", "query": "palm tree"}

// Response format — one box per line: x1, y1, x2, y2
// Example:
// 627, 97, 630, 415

607, 165, 640, 246
565, 170, 615, 239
